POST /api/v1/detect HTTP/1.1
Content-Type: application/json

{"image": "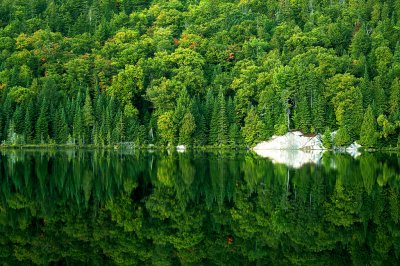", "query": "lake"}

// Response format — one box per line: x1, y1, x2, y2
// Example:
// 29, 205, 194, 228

0, 150, 399, 265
